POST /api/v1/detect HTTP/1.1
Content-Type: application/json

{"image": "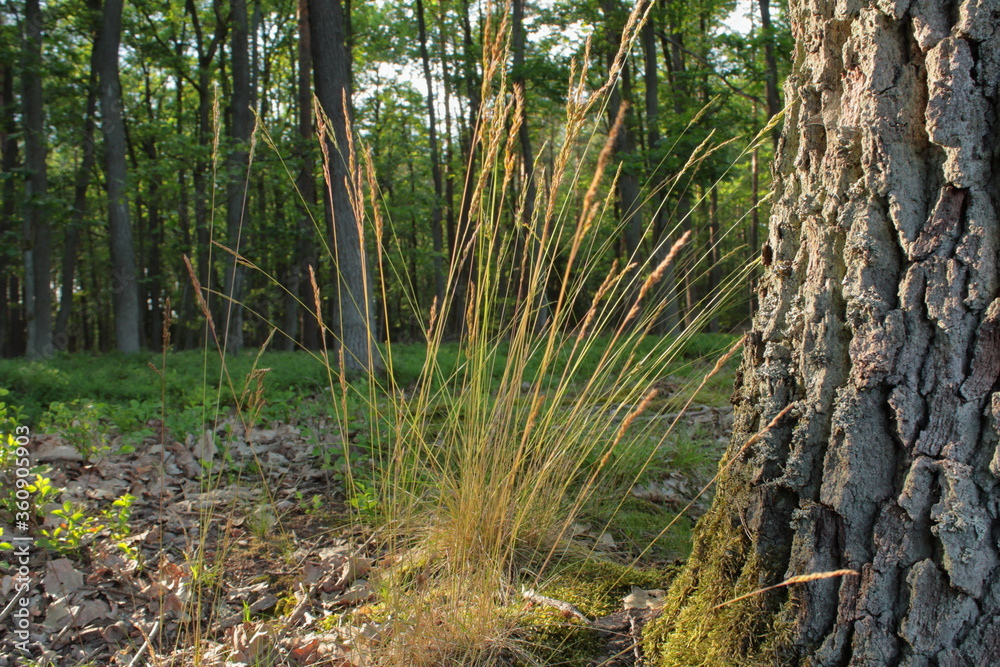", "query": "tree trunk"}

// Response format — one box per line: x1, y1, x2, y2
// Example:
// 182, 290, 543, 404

185, 0, 226, 349
646, 2, 1000, 665
435, 7, 457, 310
757, 0, 780, 148
290, 0, 320, 351
449, 0, 480, 338
601, 0, 643, 328
706, 186, 718, 333
643, 9, 679, 335
56, 66, 99, 348
511, 0, 548, 332
222, 0, 252, 355
95, 0, 141, 353
174, 61, 195, 351
416, 0, 445, 312
309, 0, 378, 375
0, 19, 20, 357
22, 0, 52, 359
660, 26, 694, 331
